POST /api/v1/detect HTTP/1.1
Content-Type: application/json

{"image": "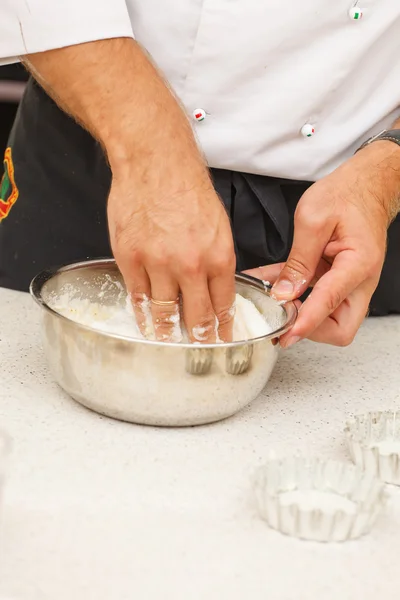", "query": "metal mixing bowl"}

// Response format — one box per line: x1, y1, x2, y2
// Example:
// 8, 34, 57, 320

30, 259, 297, 426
